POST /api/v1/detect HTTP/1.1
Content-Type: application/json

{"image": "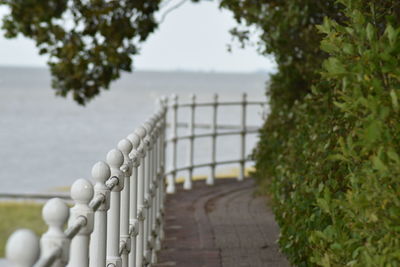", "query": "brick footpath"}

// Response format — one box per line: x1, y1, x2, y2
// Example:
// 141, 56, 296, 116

154, 178, 290, 267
